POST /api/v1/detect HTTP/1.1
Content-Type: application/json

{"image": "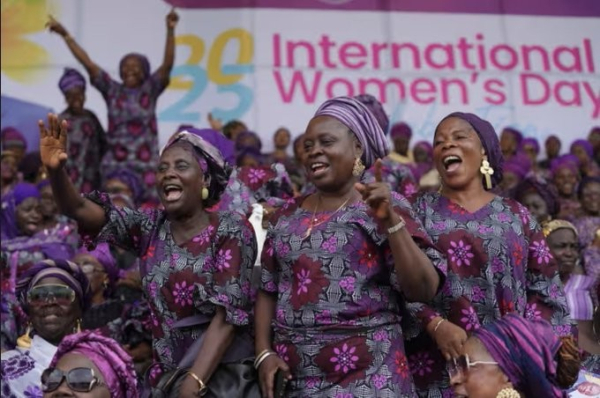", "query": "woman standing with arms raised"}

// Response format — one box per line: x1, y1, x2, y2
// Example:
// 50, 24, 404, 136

38, 114, 257, 397
46, 9, 179, 201
254, 96, 446, 397
404, 113, 572, 397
